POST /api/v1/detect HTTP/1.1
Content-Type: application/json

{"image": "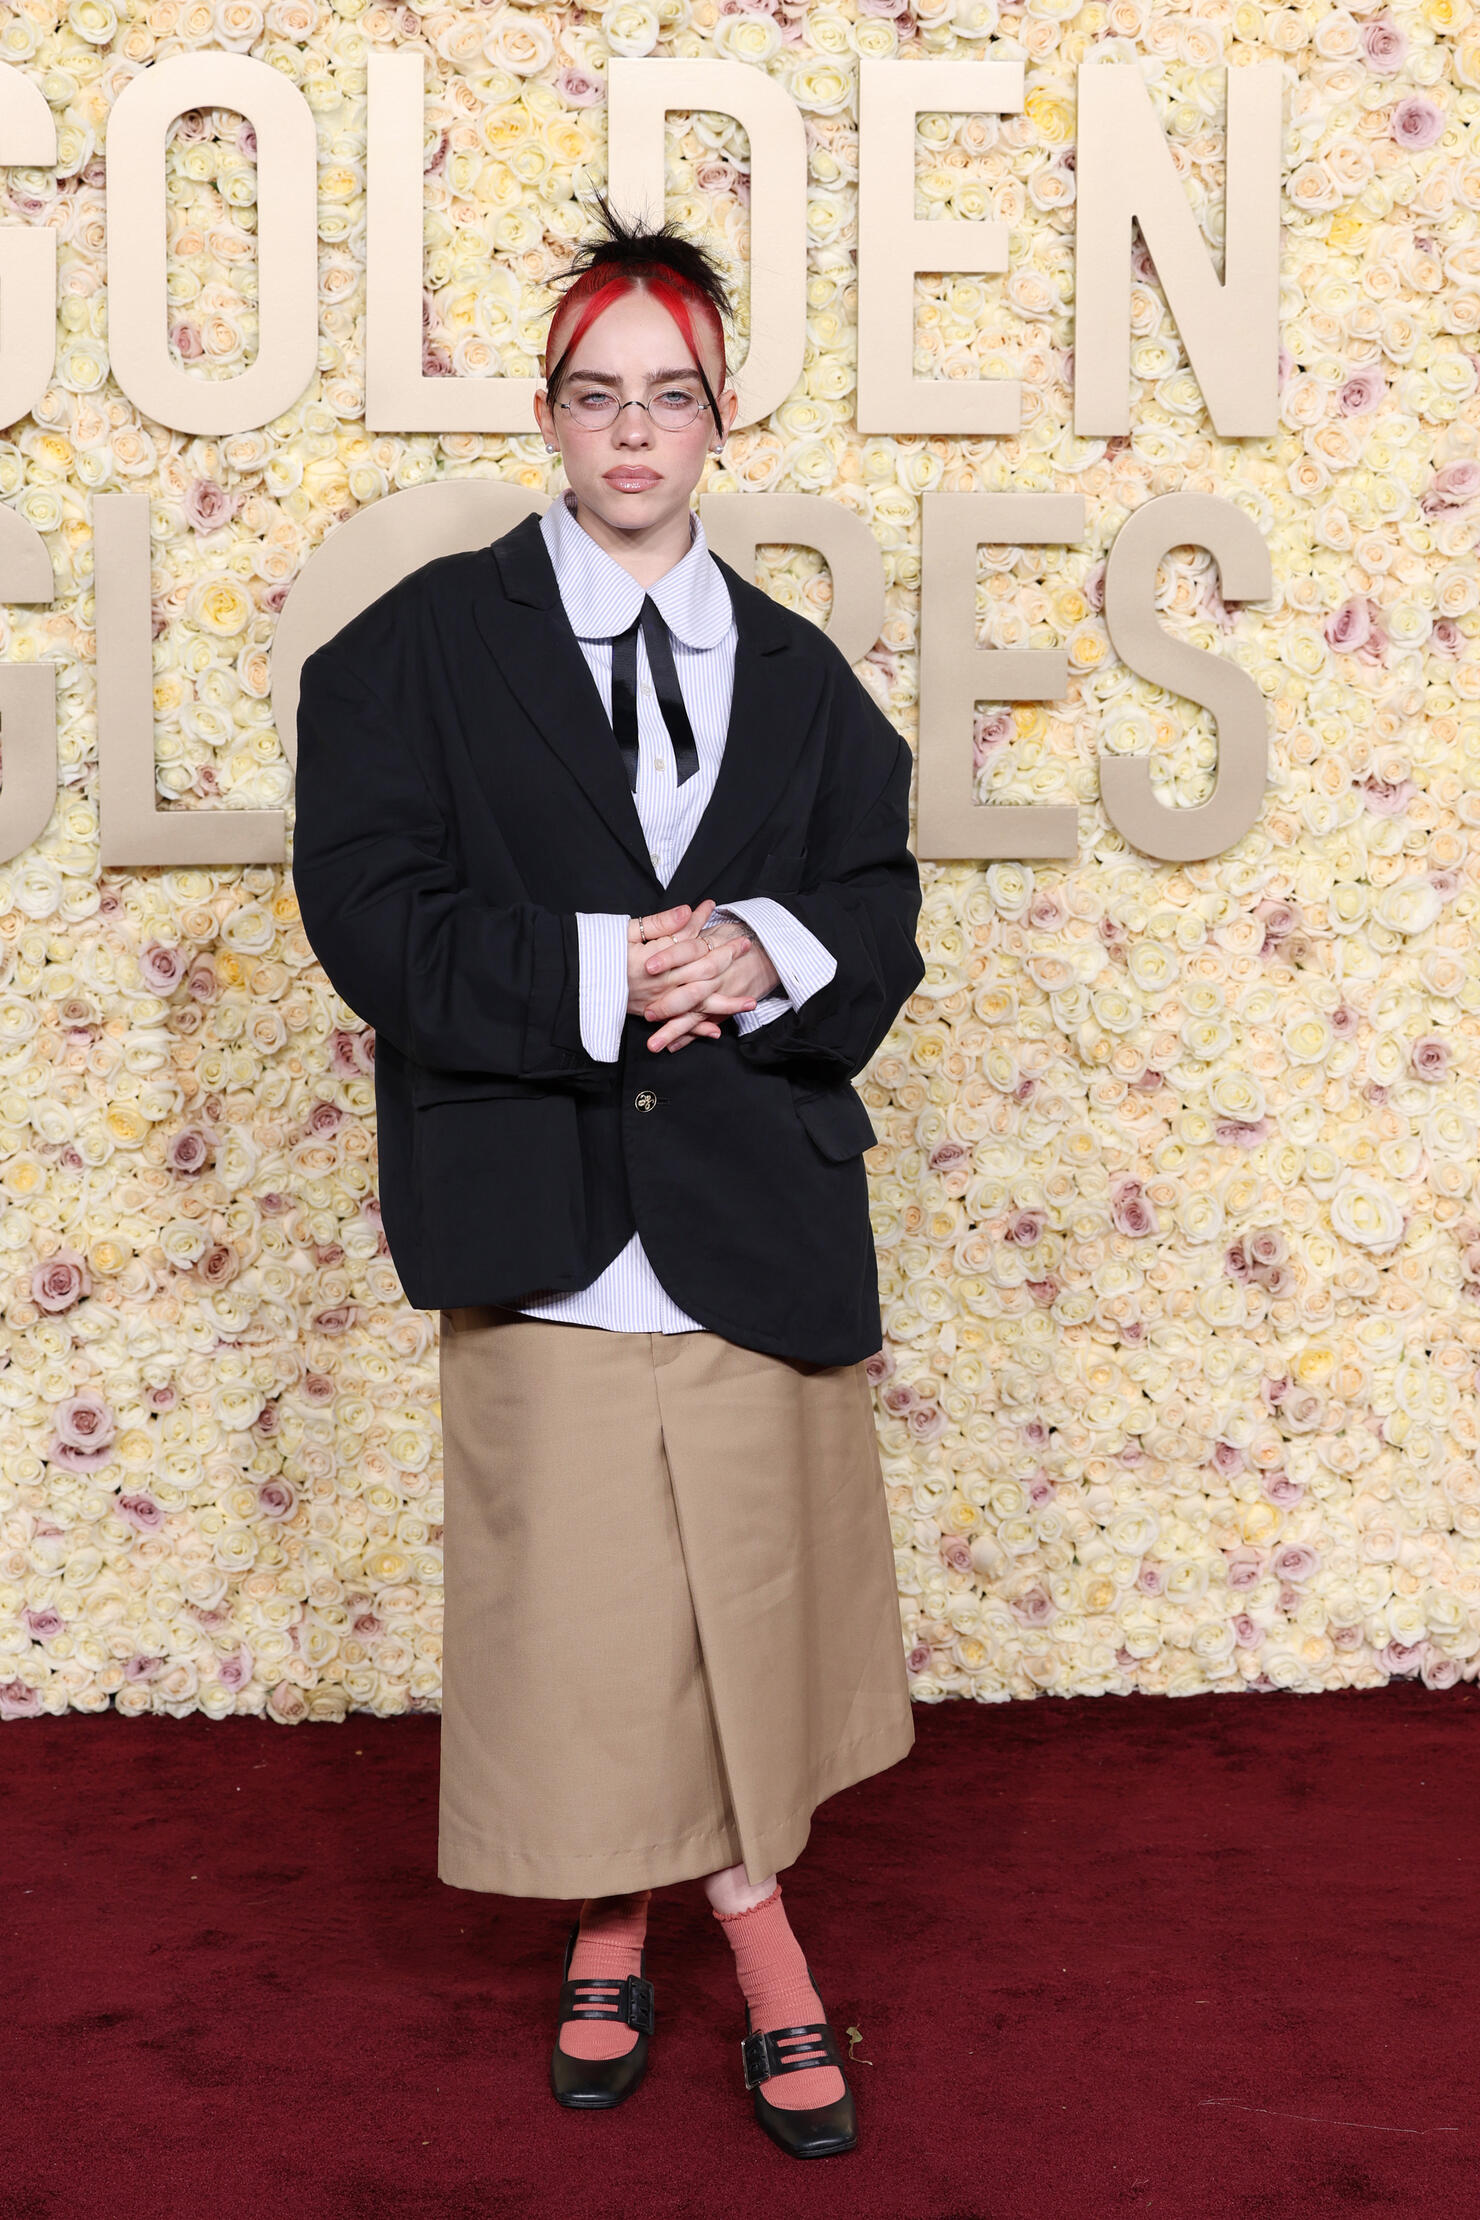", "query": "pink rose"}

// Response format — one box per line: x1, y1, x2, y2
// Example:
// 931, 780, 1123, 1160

22, 1606, 65, 1643
1006, 1210, 1044, 1246
0, 1680, 43, 1720
257, 1479, 297, 1521
1226, 1548, 1264, 1590
33, 1250, 90, 1313
1325, 596, 1373, 652
52, 1393, 116, 1470
267, 1680, 310, 1723
928, 1140, 970, 1172
302, 1372, 336, 1404
864, 1346, 894, 1386
1360, 775, 1414, 816
171, 322, 203, 361
1211, 1440, 1245, 1477
141, 942, 187, 995
1027, 1277, 1059, 1306
186, 959, 218, 1000
1411, 1036, 1450, 1081
1421, 1651, 1461, 1691
184, 479, 240, 533
1360, 16, 1408, 71
1264, 1471, 1304, 1508
218, 1648, 254, 1691
1231, 1614, 1261, 1648
1338, 368, 1385, 415
941, 1538, 973, 1573
312, 1306, 355, 1335
1426, 462, 1480, 513
308, 1099, 344, 1135
1137, 1561, 1166, 1595
1392, 97, 1444, 150
972, 708, 1014, 766
118, 1493, 164, 1533
1110, 1179, 1157, 1238
1380, 1639, 1425, 1676
907, 1402, 948, 1443
200, 1244, 239, 1287
1270, 1542, 1320, 1585
906, 1644, 931, 1674
167, 1130, 210, 1175
1009, 1585, 1055, 1625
